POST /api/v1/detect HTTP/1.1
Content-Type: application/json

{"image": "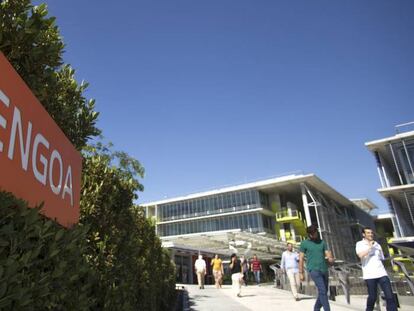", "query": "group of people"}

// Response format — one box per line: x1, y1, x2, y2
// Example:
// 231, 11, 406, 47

194, 224, 398, 311
228, 253, 263, 296
194, 253, 263, 292
298, 224, 397, 311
